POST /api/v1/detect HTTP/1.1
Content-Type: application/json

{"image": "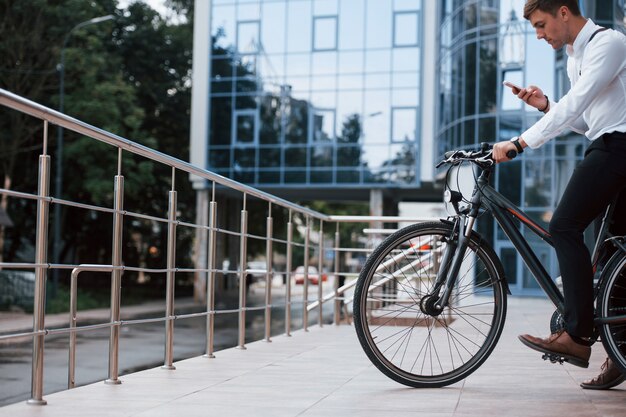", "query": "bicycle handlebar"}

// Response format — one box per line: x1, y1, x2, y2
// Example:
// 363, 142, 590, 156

437, 143, 517, 168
